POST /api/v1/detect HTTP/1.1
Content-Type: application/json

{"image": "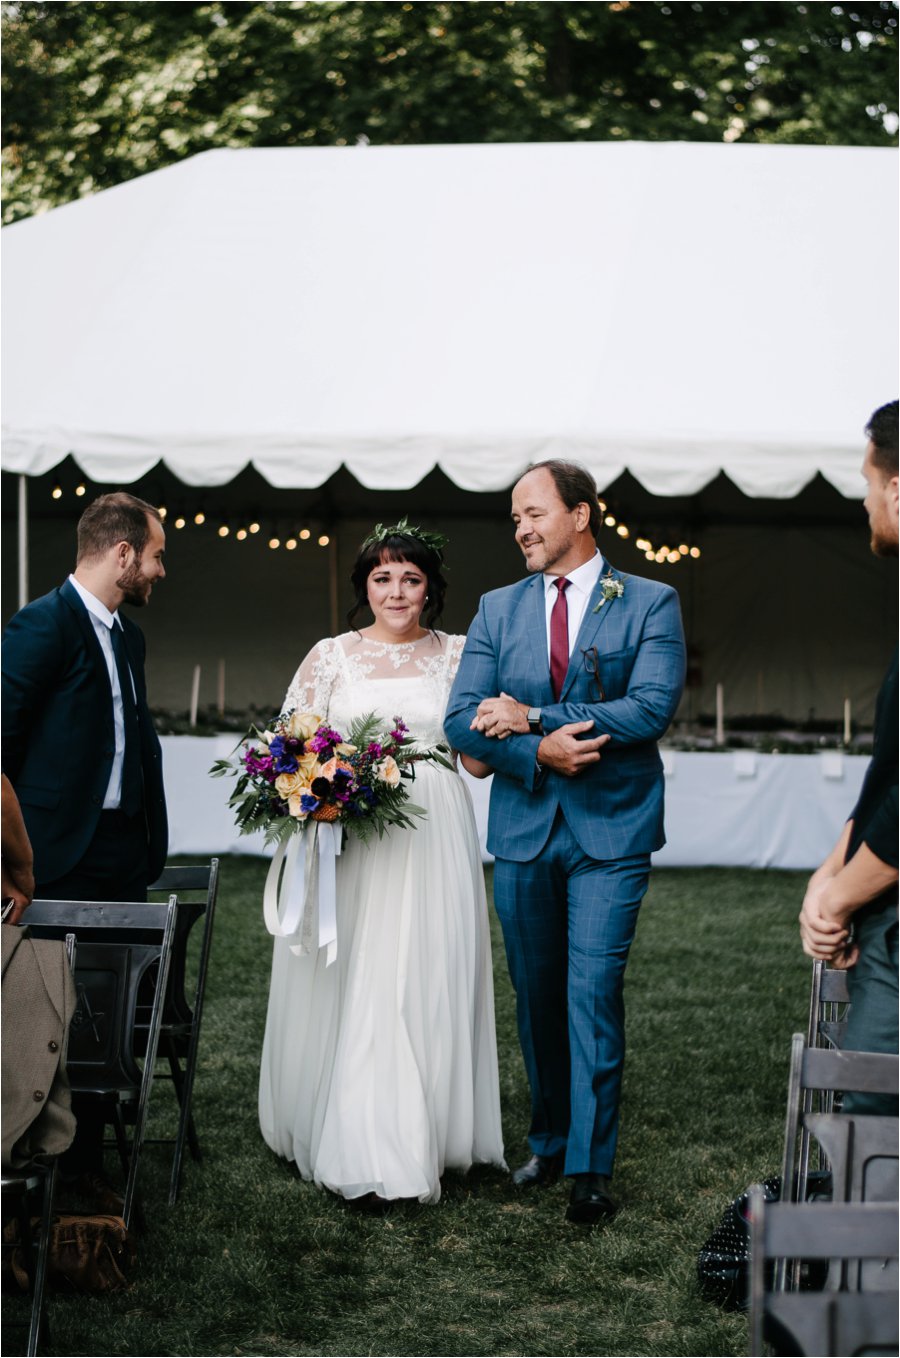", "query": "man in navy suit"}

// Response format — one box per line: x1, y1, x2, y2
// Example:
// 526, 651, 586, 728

2, 490, 169, 1189
446, 460, 685, 1224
